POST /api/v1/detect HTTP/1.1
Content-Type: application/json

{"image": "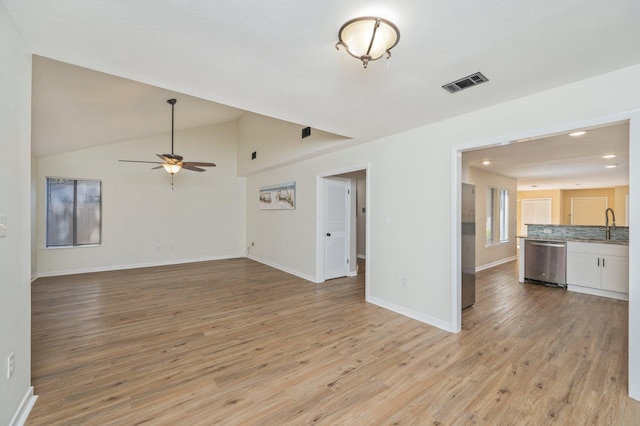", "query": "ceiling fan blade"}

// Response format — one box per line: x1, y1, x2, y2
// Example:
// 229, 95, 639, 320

182, 161, 216, 167
151, 166, 164, 170
119, 160, 165, 164
182, 165, 206, 172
